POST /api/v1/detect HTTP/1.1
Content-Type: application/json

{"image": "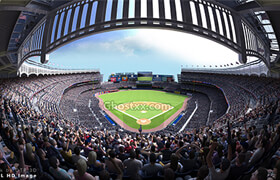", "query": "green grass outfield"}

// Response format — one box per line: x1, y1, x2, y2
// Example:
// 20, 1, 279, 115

137, 77, 153, 81
99, 90, 187, 130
